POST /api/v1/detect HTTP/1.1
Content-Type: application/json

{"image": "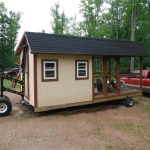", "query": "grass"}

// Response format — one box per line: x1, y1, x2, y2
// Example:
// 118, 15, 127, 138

18, 113, 27, 119
114, 121, 134, 132
113, 121, 150, 143
133, 95, 150, 118
106, 145, 113, 150
143, 103, 150, 119
133, 95, 143, 99
92, 126, 103, 137
0, 78, 20, 90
